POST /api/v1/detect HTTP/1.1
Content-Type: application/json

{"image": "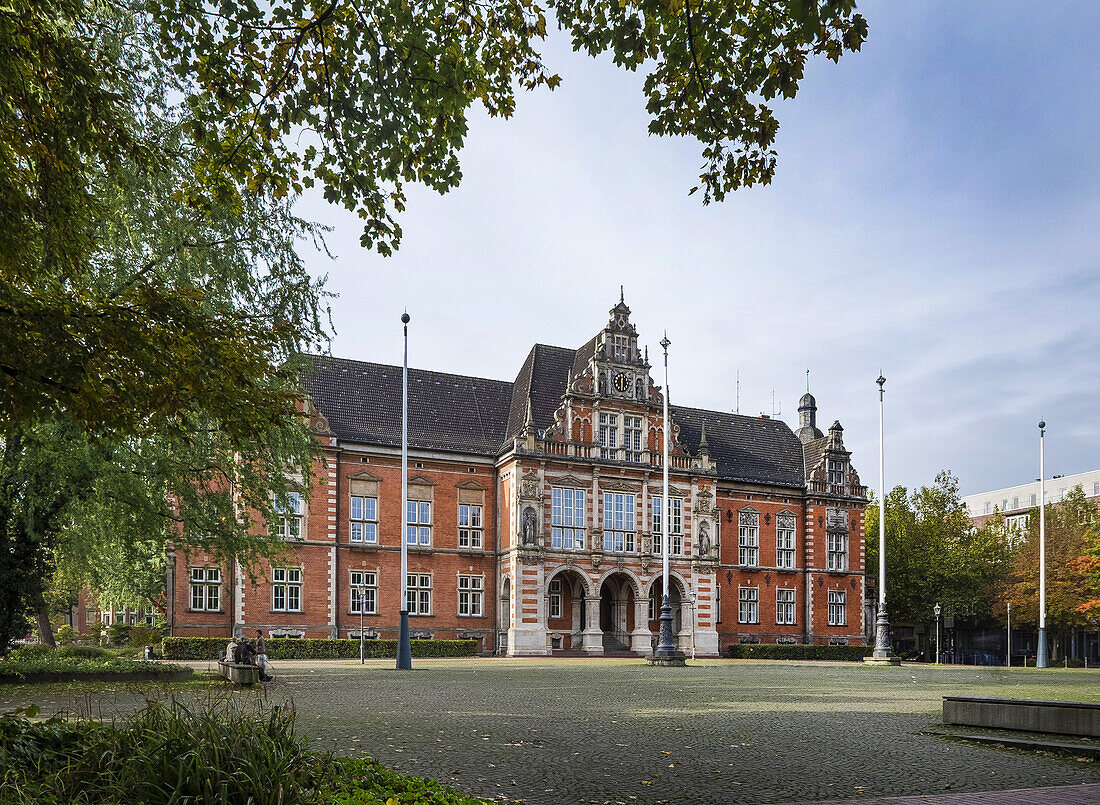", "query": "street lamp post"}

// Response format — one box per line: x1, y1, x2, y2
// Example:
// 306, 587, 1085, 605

1006, 601, 1011, 668
650, 333, 685, 666
934, 603, 941, 665
396, 312, 413, 671
1037, 420, 1048, 669
866, 374, 900, 665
